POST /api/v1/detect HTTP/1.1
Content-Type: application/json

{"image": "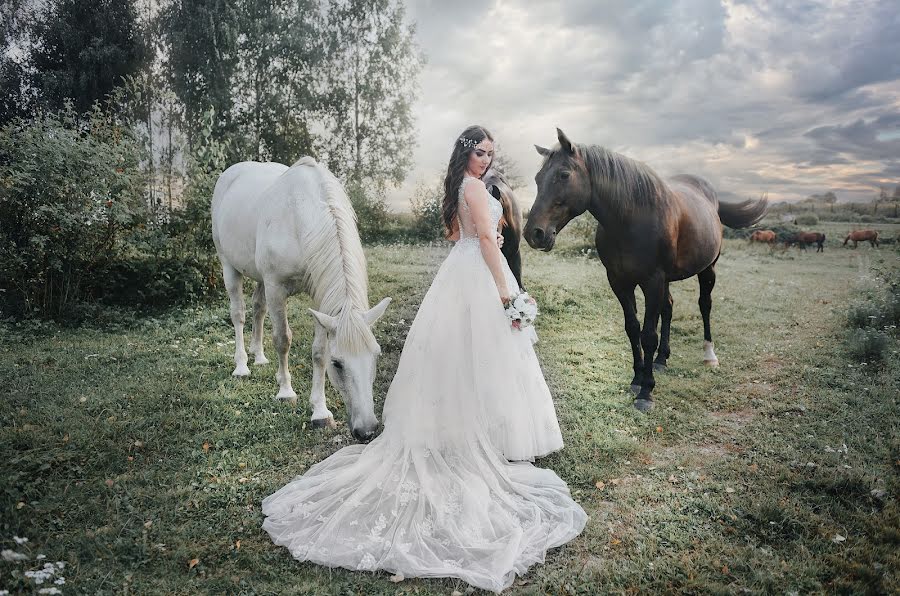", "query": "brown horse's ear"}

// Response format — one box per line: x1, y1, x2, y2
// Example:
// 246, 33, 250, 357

557, 128, 574, 154
535, 144, 550, 157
